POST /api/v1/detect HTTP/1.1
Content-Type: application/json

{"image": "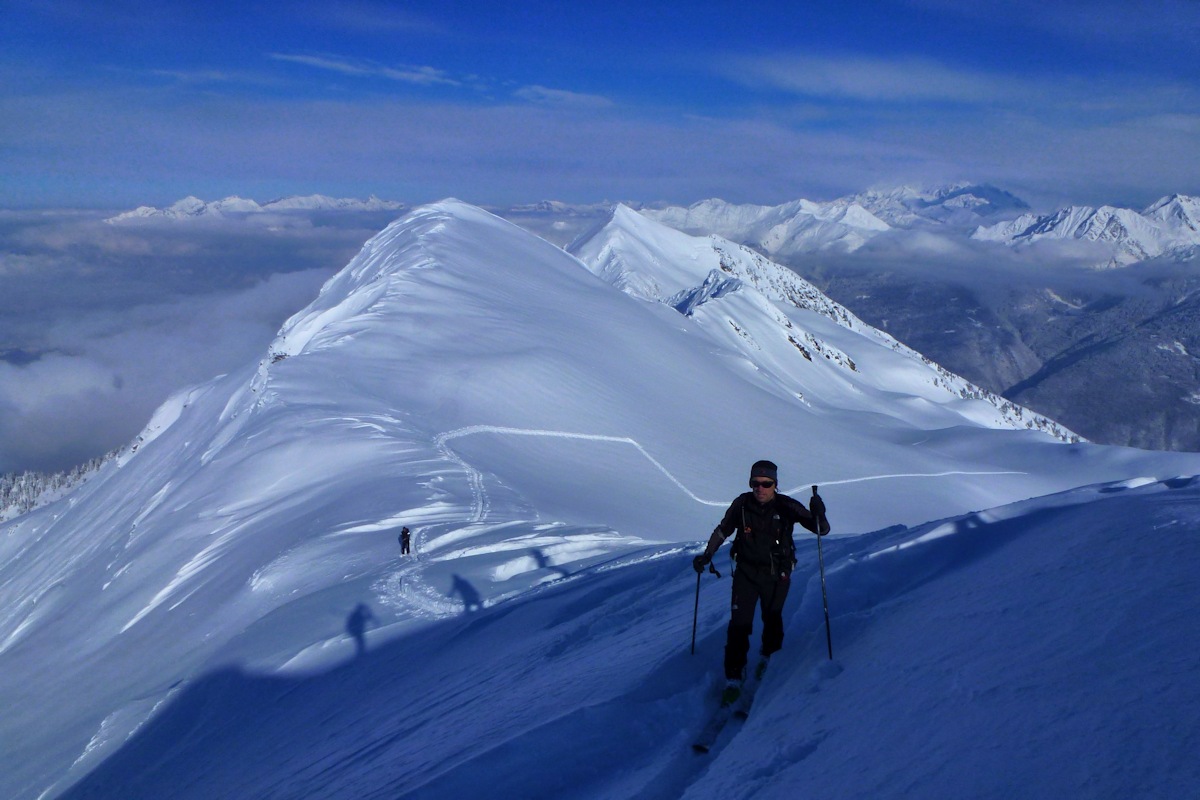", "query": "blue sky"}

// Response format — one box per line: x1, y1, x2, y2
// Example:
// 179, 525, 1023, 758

3, 0, 1199, 208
